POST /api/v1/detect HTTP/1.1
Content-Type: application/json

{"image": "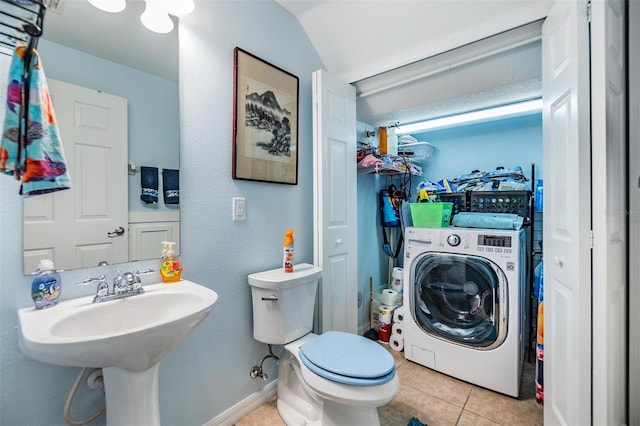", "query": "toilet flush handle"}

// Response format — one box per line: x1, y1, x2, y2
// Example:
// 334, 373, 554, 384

261, 294, 278, 301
